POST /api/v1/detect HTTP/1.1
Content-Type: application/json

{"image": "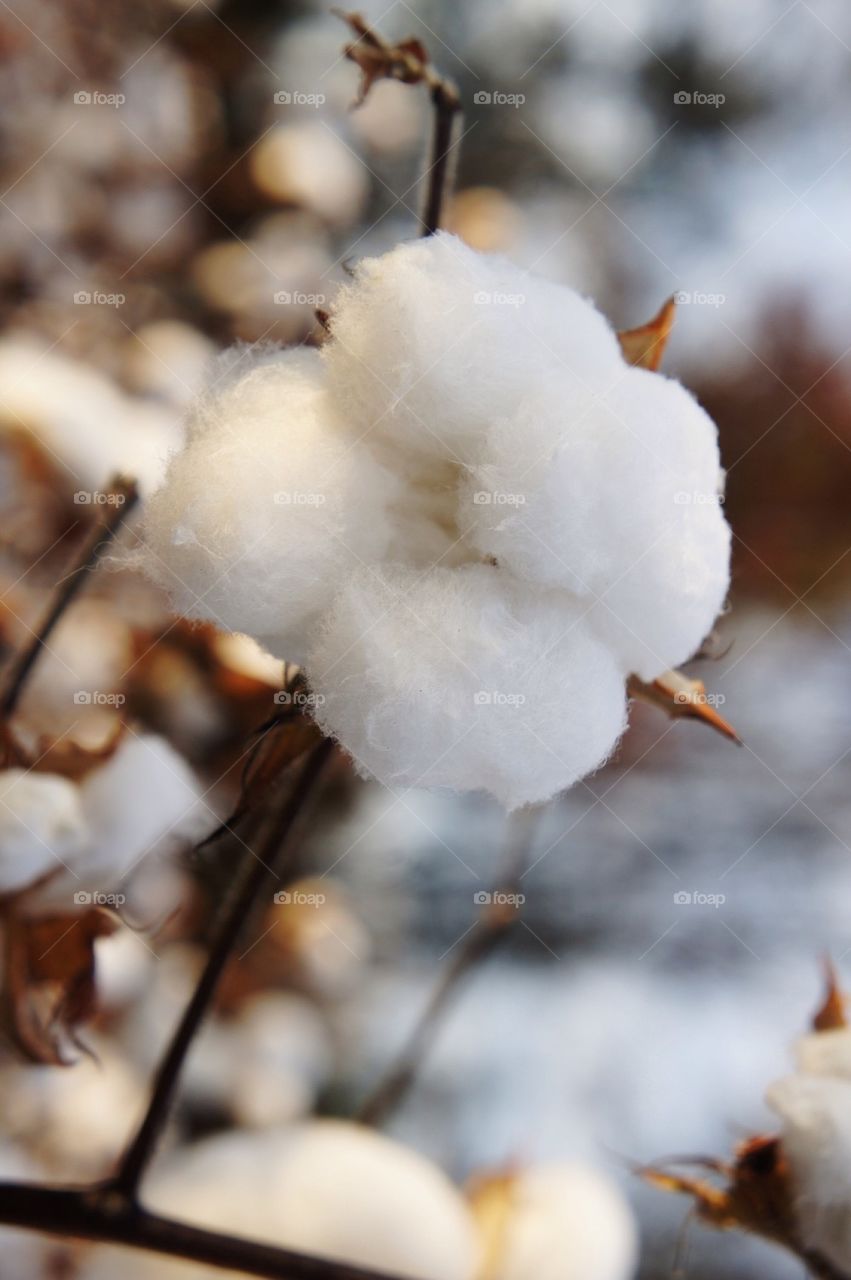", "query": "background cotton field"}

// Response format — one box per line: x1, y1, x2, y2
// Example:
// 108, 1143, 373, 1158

0, 1, 850, 1278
